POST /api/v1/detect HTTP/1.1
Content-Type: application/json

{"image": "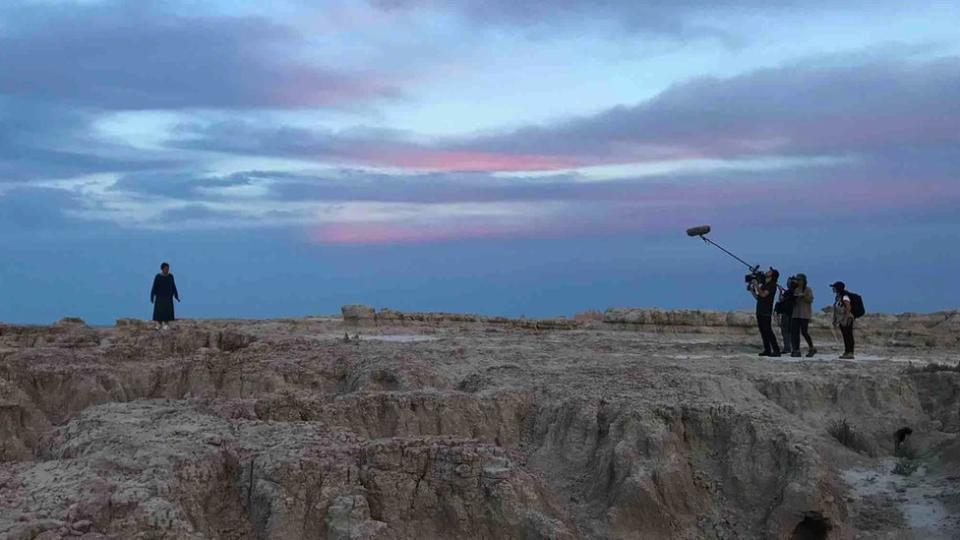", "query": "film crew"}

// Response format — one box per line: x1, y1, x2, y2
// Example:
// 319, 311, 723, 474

750, 267, 781, 357
832, 281, 855, 359
150, 262, 180, 330
790, 273, 816, 357
775, 276, 797, 354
